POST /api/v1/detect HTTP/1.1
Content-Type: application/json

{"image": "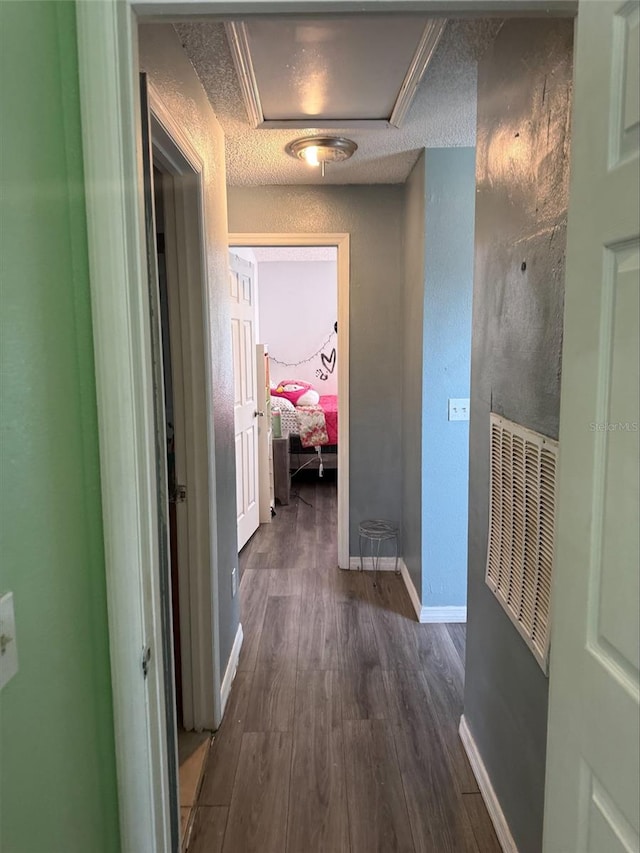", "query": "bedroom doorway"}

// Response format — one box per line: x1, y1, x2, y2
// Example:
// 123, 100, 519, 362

229, 233, 350, 570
